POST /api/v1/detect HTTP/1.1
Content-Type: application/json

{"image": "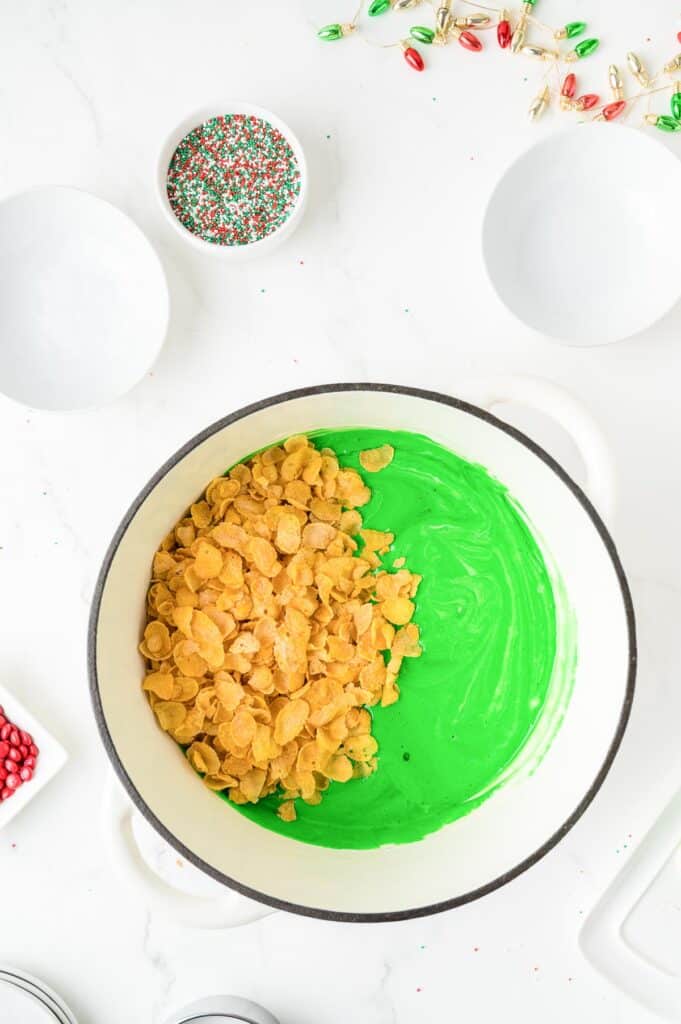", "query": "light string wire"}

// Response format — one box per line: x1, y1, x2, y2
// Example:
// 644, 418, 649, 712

313, 0, 681, 127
